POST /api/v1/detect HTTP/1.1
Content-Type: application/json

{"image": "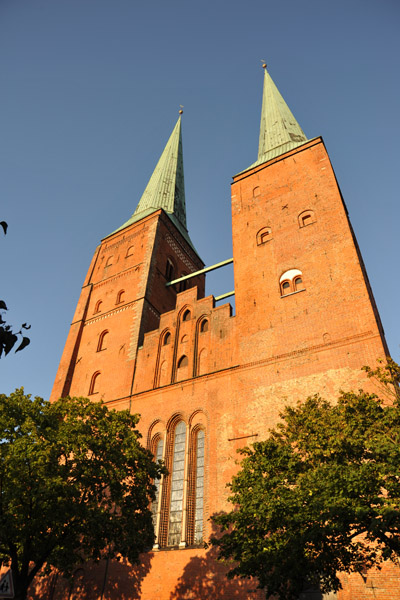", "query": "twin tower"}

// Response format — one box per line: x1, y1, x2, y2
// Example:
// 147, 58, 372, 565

50, 69, 390, 599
